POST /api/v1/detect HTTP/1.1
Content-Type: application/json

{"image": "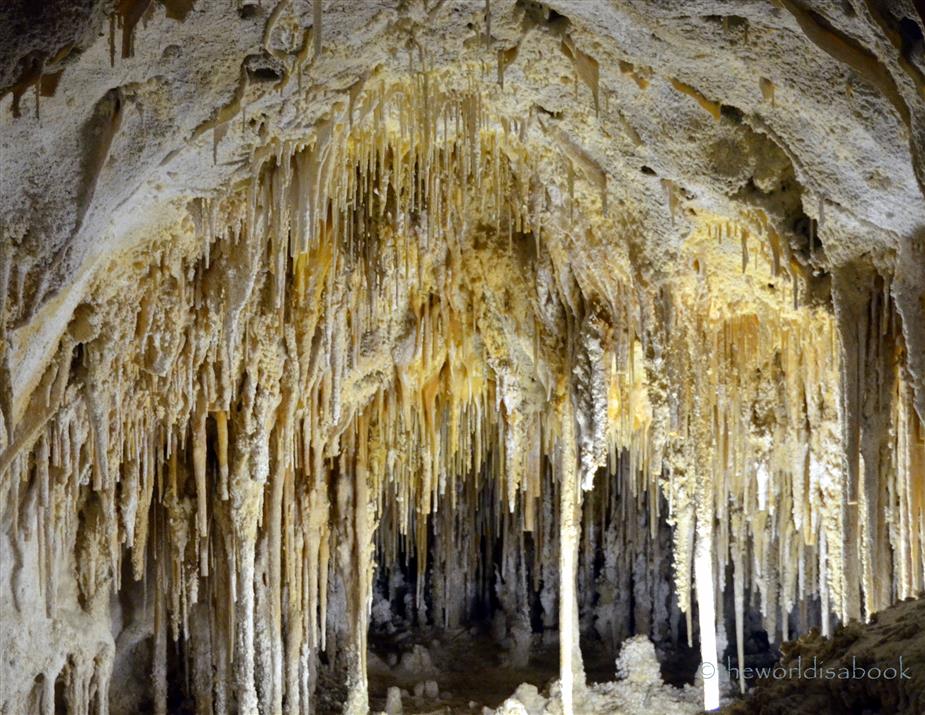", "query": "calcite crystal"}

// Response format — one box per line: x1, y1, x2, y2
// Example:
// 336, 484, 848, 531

1, 1, 923, 714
